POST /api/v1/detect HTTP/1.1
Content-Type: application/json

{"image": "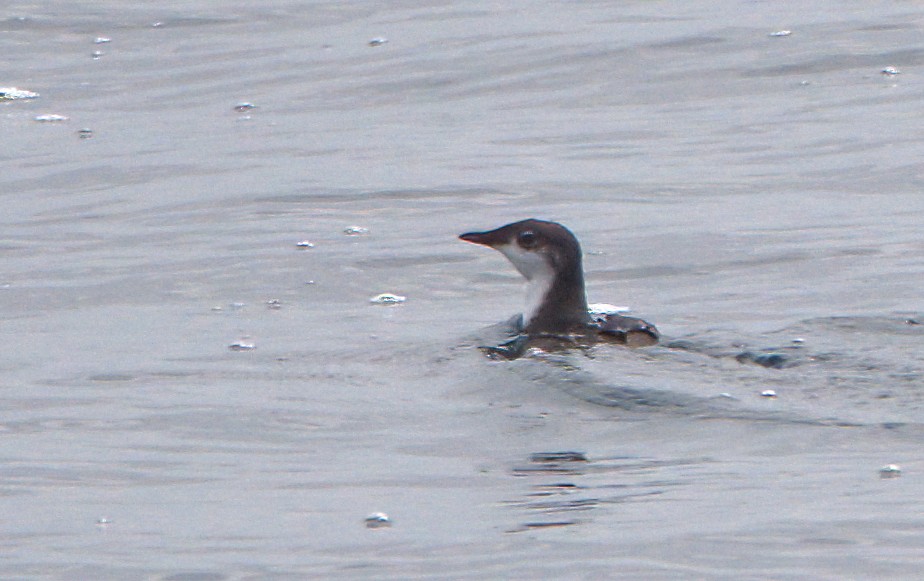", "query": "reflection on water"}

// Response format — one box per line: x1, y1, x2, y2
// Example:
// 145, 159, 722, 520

3, 0, 924, 578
